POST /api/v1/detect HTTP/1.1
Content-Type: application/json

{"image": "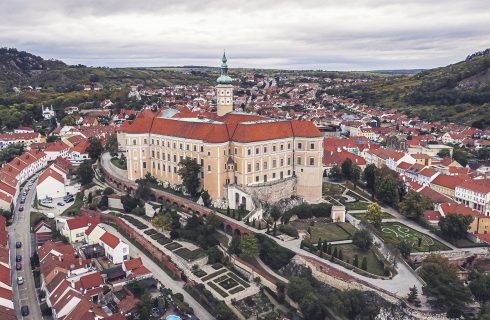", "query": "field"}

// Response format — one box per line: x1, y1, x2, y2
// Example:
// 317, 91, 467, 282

344, 201, 370, 211
380, 222, 451, 252
331, 243, 385, 276
322, 183, 345, 196
290, 221, 357, 242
